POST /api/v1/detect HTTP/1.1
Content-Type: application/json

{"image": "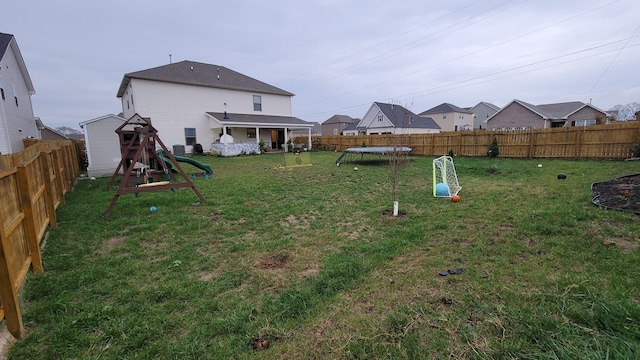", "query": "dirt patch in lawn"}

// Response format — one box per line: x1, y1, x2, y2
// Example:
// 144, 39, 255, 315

592, 174, 640, 214
95, 236, 125, 256
257, 253, 290, 269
